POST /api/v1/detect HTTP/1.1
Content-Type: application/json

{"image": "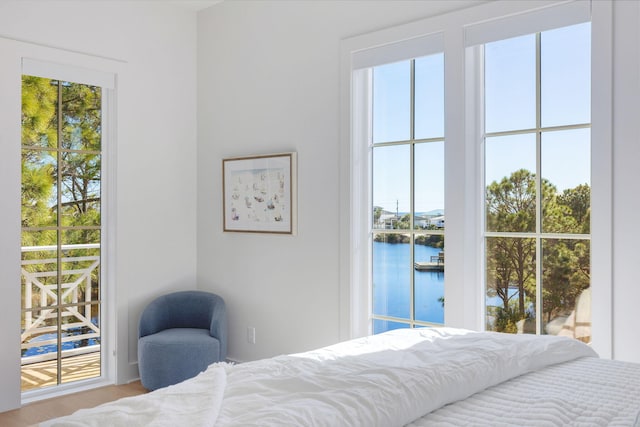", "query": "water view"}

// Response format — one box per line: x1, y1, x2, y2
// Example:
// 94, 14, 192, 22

373, 241, 444, 325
